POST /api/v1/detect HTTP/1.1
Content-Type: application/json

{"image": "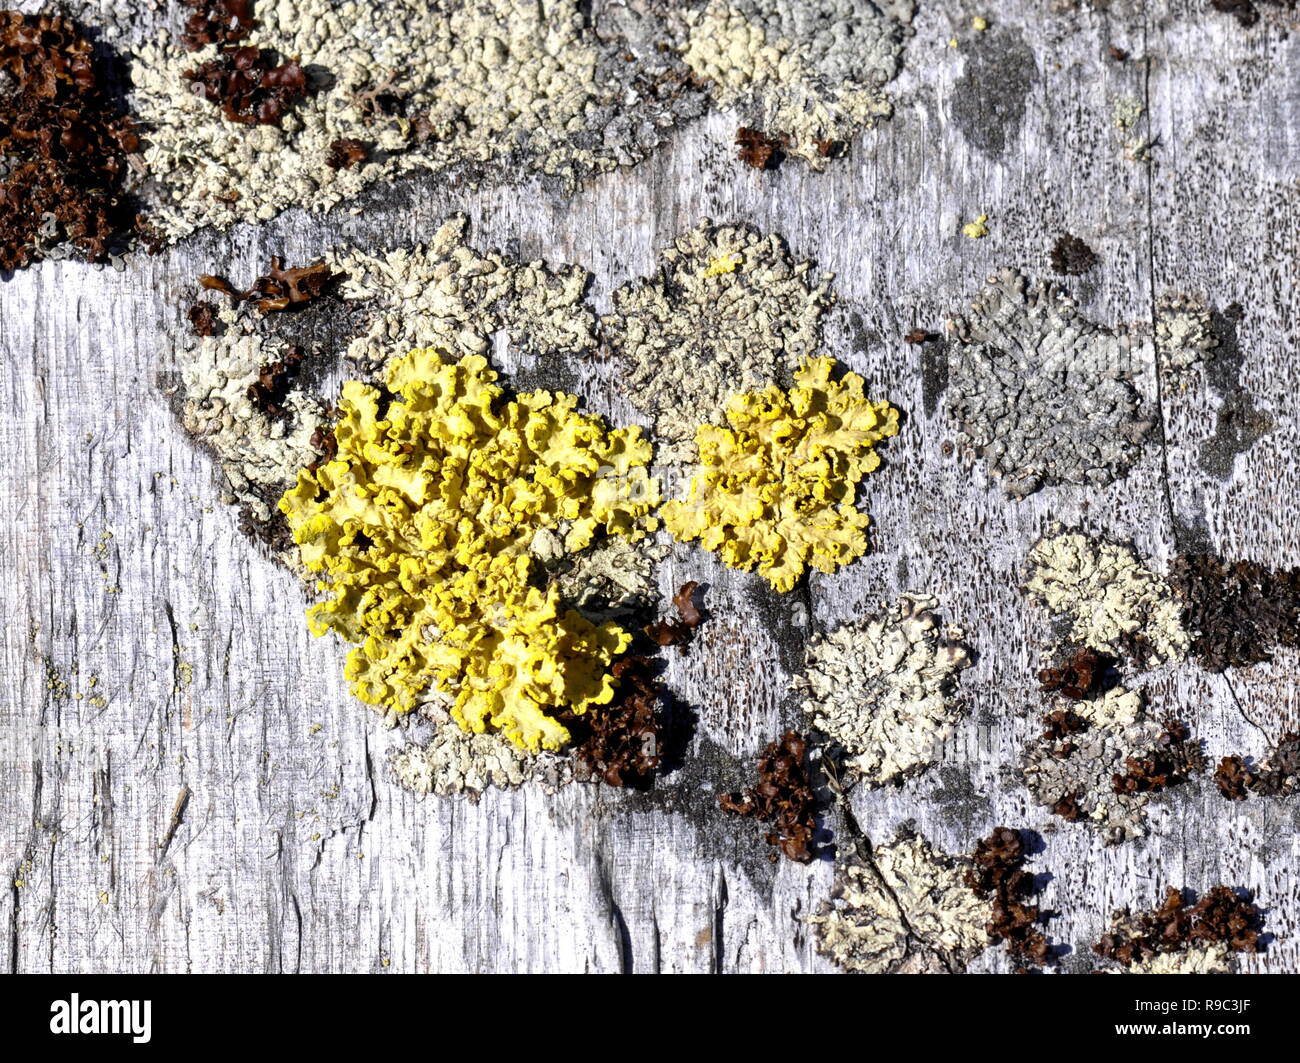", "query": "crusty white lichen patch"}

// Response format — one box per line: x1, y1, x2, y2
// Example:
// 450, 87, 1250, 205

1023, 685, 1166, 845
812, 830, 991, 974
1024, 525, 1189, 664
1123, 944, 1232, 974
177, 323, 327, 527
603, 219, 834, 463
534, 529, 669, 620
682, 0, 914, 166
1156, 295, 1217, 378
794, 594, 971, 787
130, 0, 704, 239
947, 269, 1155, 499
328, 213, 595, 373
390, 699, 571, 799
